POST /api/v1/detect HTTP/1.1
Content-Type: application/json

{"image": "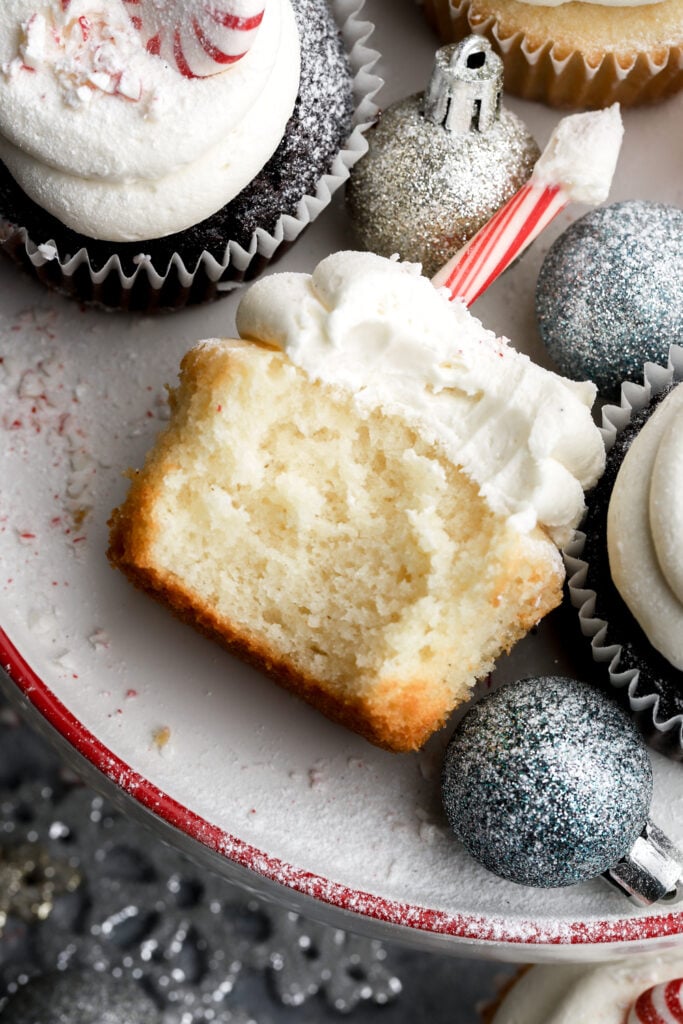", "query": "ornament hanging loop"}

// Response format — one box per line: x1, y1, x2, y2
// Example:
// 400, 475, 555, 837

423, 36, 503, 136
603, 820, 683, 907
